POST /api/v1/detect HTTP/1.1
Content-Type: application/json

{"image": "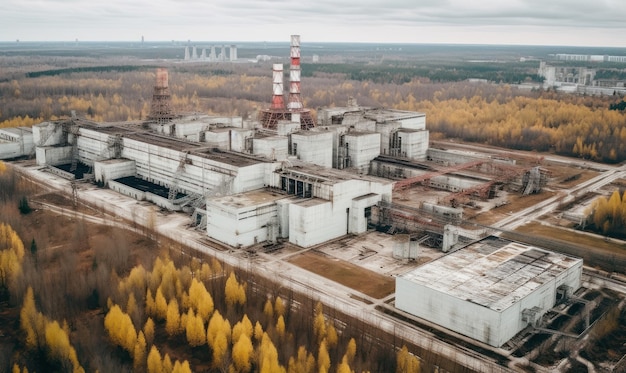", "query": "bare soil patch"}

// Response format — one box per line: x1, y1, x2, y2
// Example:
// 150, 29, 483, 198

288, 251, 395, 299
